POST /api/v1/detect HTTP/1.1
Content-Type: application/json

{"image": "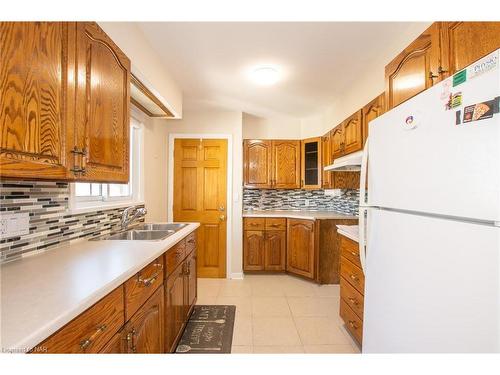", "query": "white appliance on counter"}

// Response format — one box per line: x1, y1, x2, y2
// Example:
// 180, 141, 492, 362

359, 50, 500, 353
